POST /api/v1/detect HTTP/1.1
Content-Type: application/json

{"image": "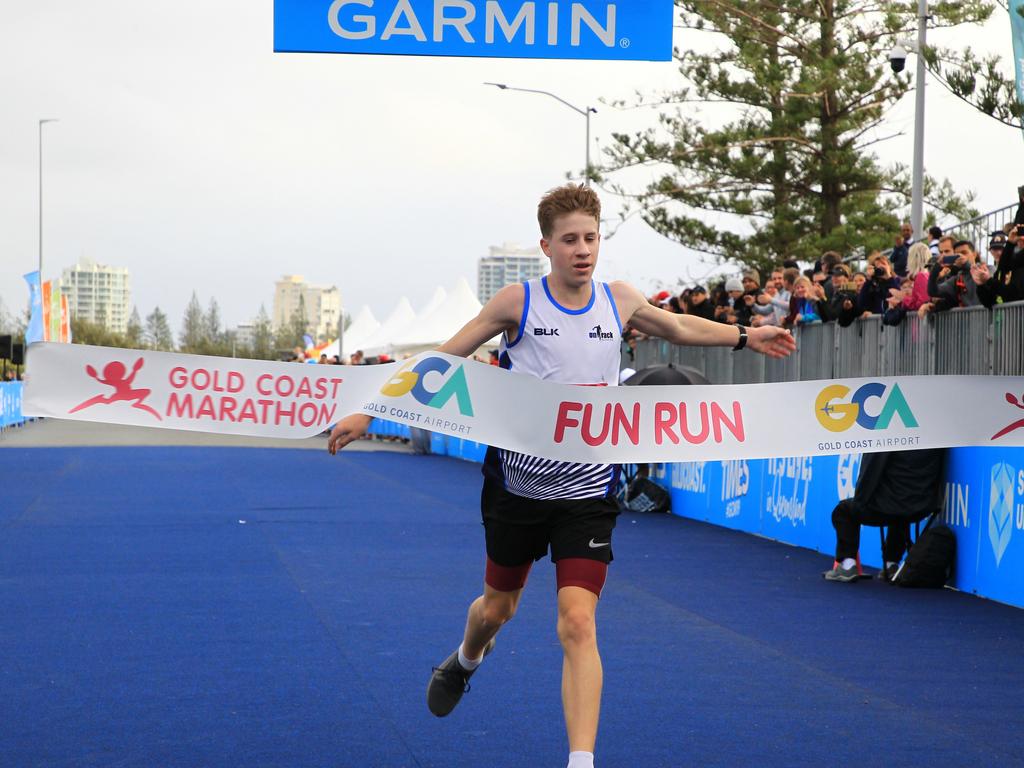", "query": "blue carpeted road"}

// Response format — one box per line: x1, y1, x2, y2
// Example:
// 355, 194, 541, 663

1, 447, 1022, 767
